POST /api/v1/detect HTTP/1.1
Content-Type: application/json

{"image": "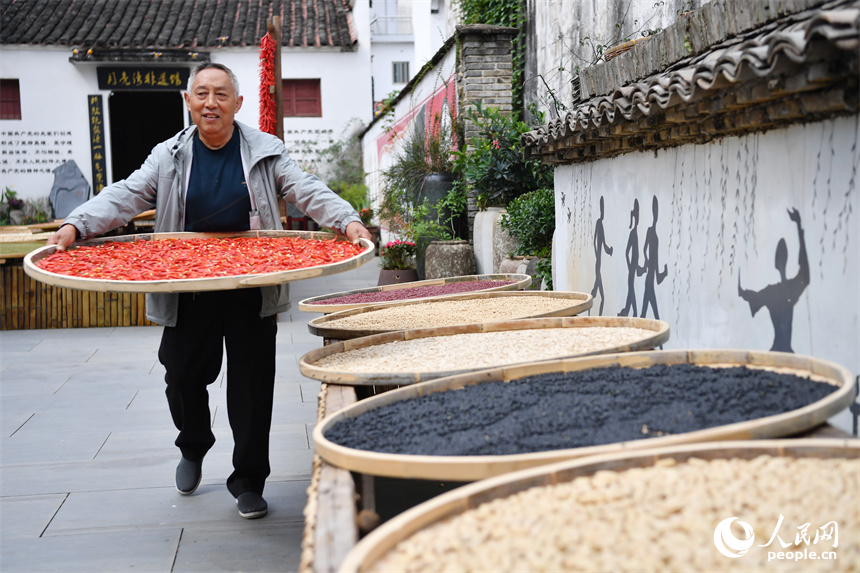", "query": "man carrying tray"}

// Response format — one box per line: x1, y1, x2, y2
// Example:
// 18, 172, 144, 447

48, 62, 372, 519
